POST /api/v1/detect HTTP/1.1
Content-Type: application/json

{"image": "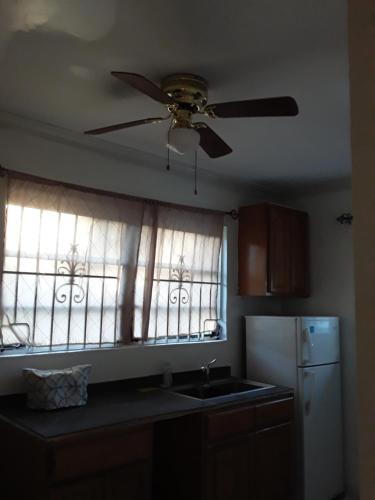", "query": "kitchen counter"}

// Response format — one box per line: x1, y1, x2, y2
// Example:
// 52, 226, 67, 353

0, 380, 292, 440
0, 371, 296, 500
